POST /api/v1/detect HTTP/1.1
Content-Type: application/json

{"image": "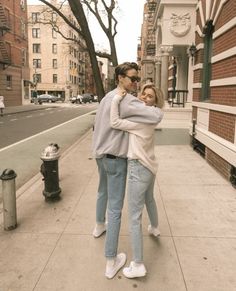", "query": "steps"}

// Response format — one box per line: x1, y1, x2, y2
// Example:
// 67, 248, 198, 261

157, 102, 192, 129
